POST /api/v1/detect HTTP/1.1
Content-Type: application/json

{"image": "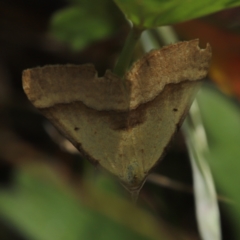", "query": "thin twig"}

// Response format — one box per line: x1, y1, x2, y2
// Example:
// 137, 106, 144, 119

147, 173, 233, 204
